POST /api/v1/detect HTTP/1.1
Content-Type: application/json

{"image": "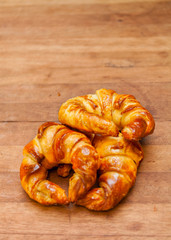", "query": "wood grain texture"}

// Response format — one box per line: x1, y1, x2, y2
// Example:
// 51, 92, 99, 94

0, 0, 171, 239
